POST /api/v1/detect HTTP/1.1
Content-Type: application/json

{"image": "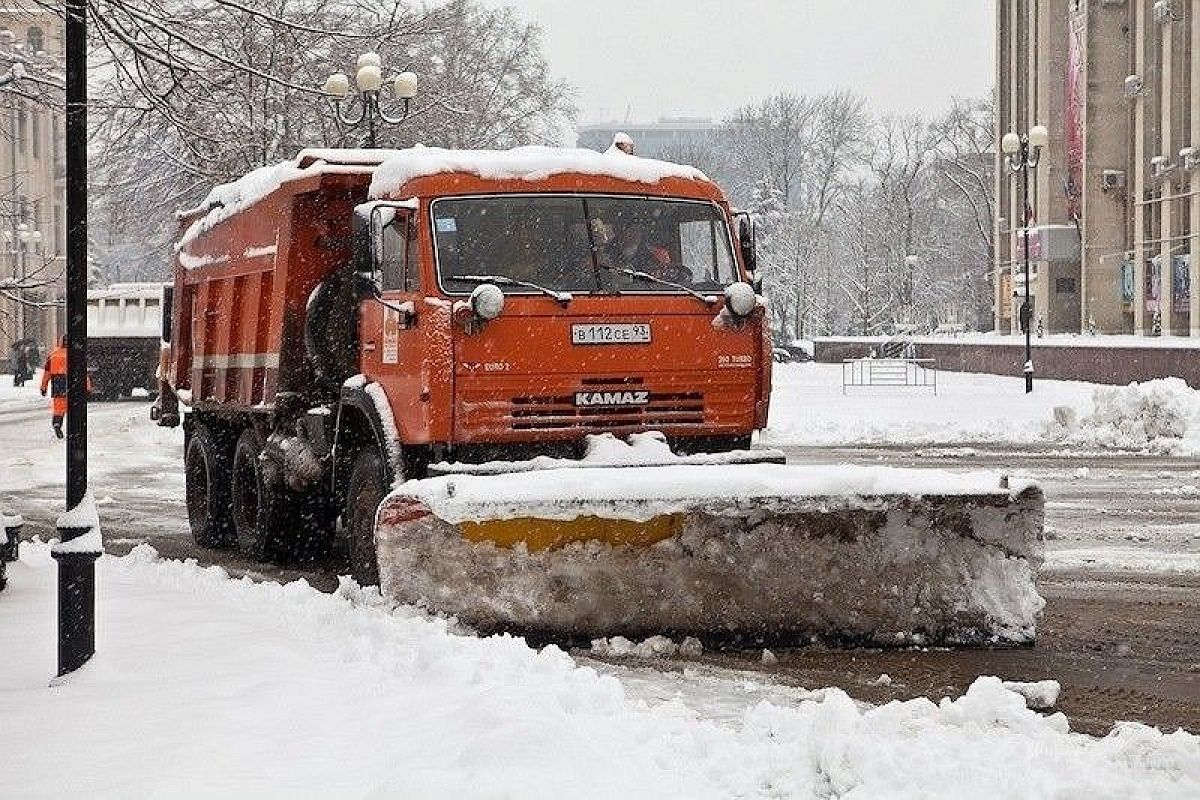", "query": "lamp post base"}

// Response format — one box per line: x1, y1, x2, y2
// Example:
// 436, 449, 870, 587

52, 547, 100, 677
